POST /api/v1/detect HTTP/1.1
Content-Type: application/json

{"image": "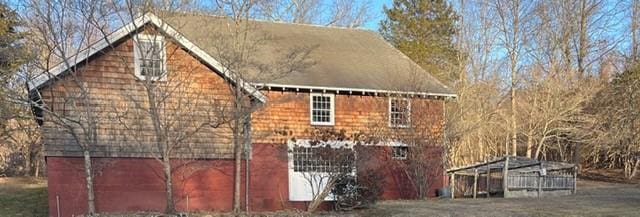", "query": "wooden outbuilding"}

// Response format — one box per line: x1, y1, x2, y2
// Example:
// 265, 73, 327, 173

447, 156, 577, 198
